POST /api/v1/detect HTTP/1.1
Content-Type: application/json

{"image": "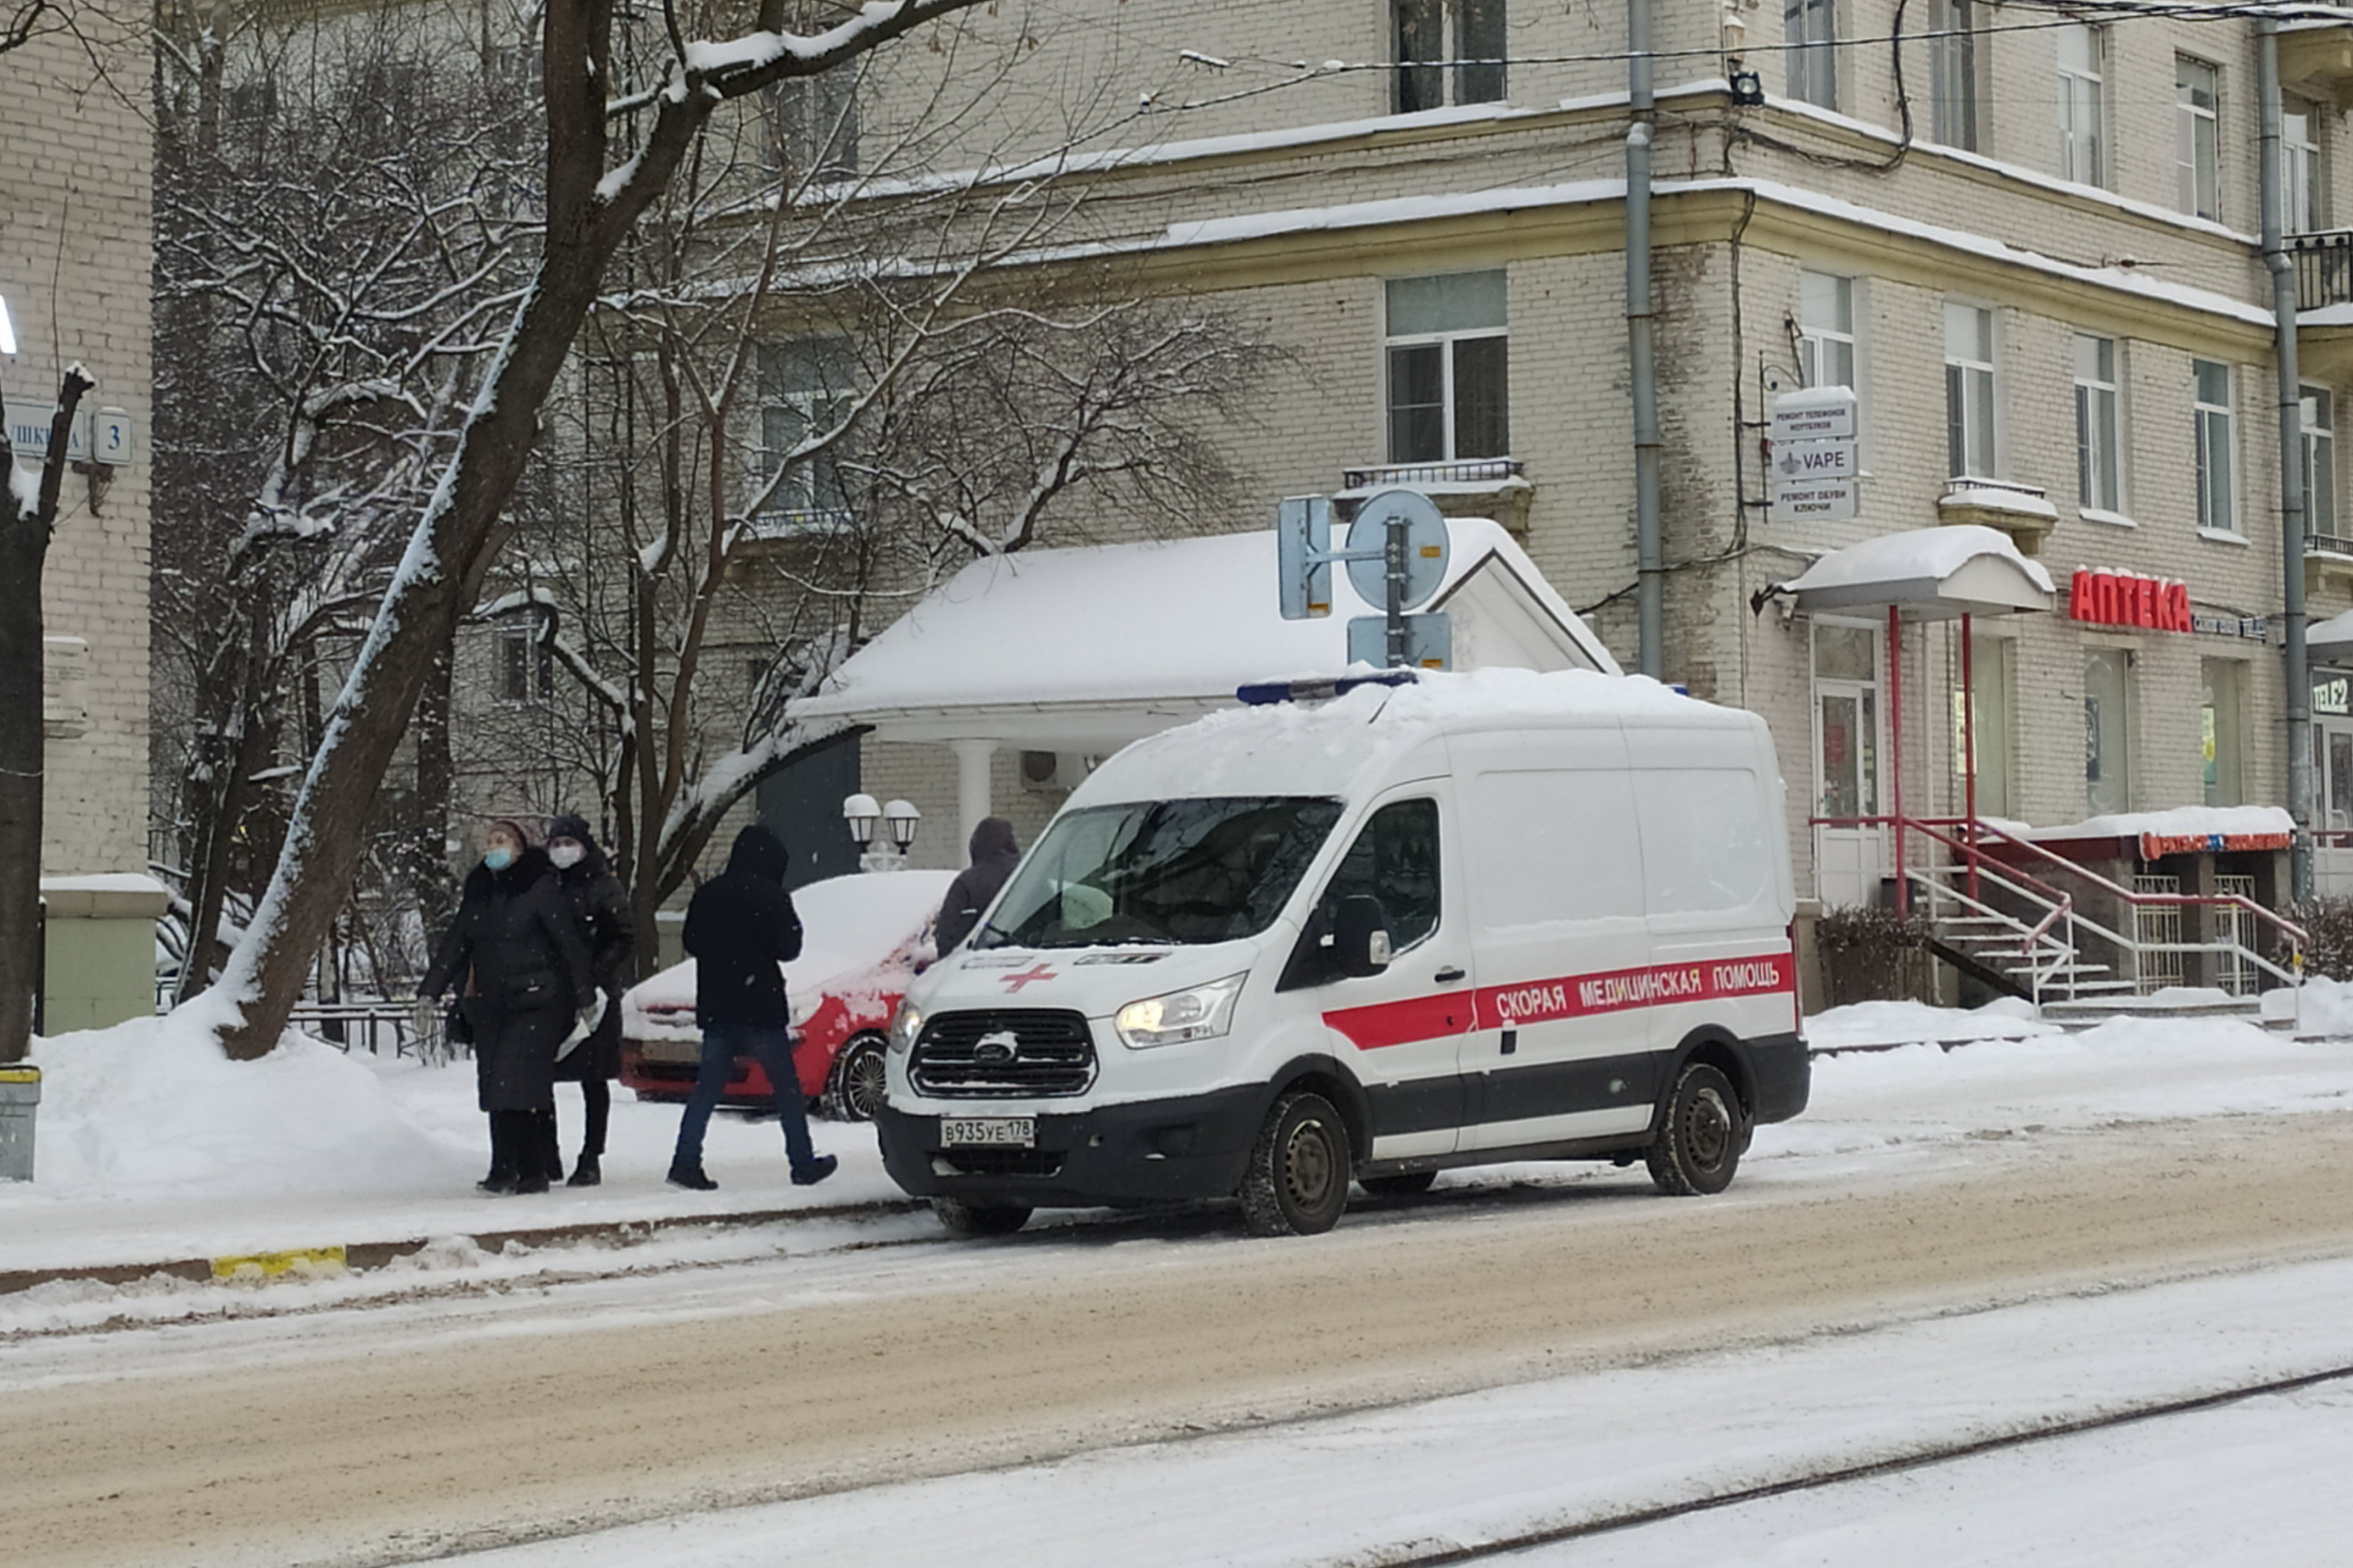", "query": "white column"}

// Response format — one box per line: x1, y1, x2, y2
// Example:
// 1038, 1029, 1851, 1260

948, 739, 996, 863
